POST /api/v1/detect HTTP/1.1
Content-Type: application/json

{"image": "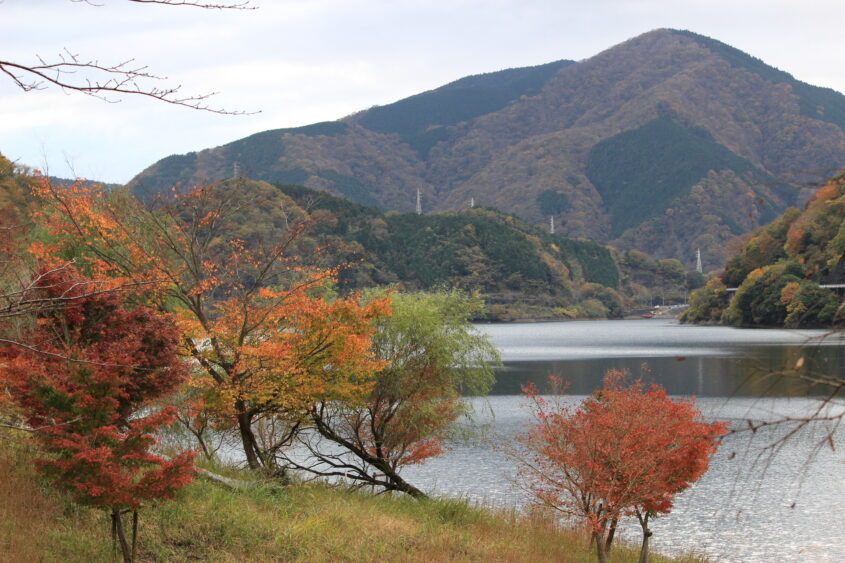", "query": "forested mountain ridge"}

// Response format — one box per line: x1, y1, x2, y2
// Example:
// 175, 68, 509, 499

128, 29, 845, 271
682, 171, 845, 327
266, 182, 625, 320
